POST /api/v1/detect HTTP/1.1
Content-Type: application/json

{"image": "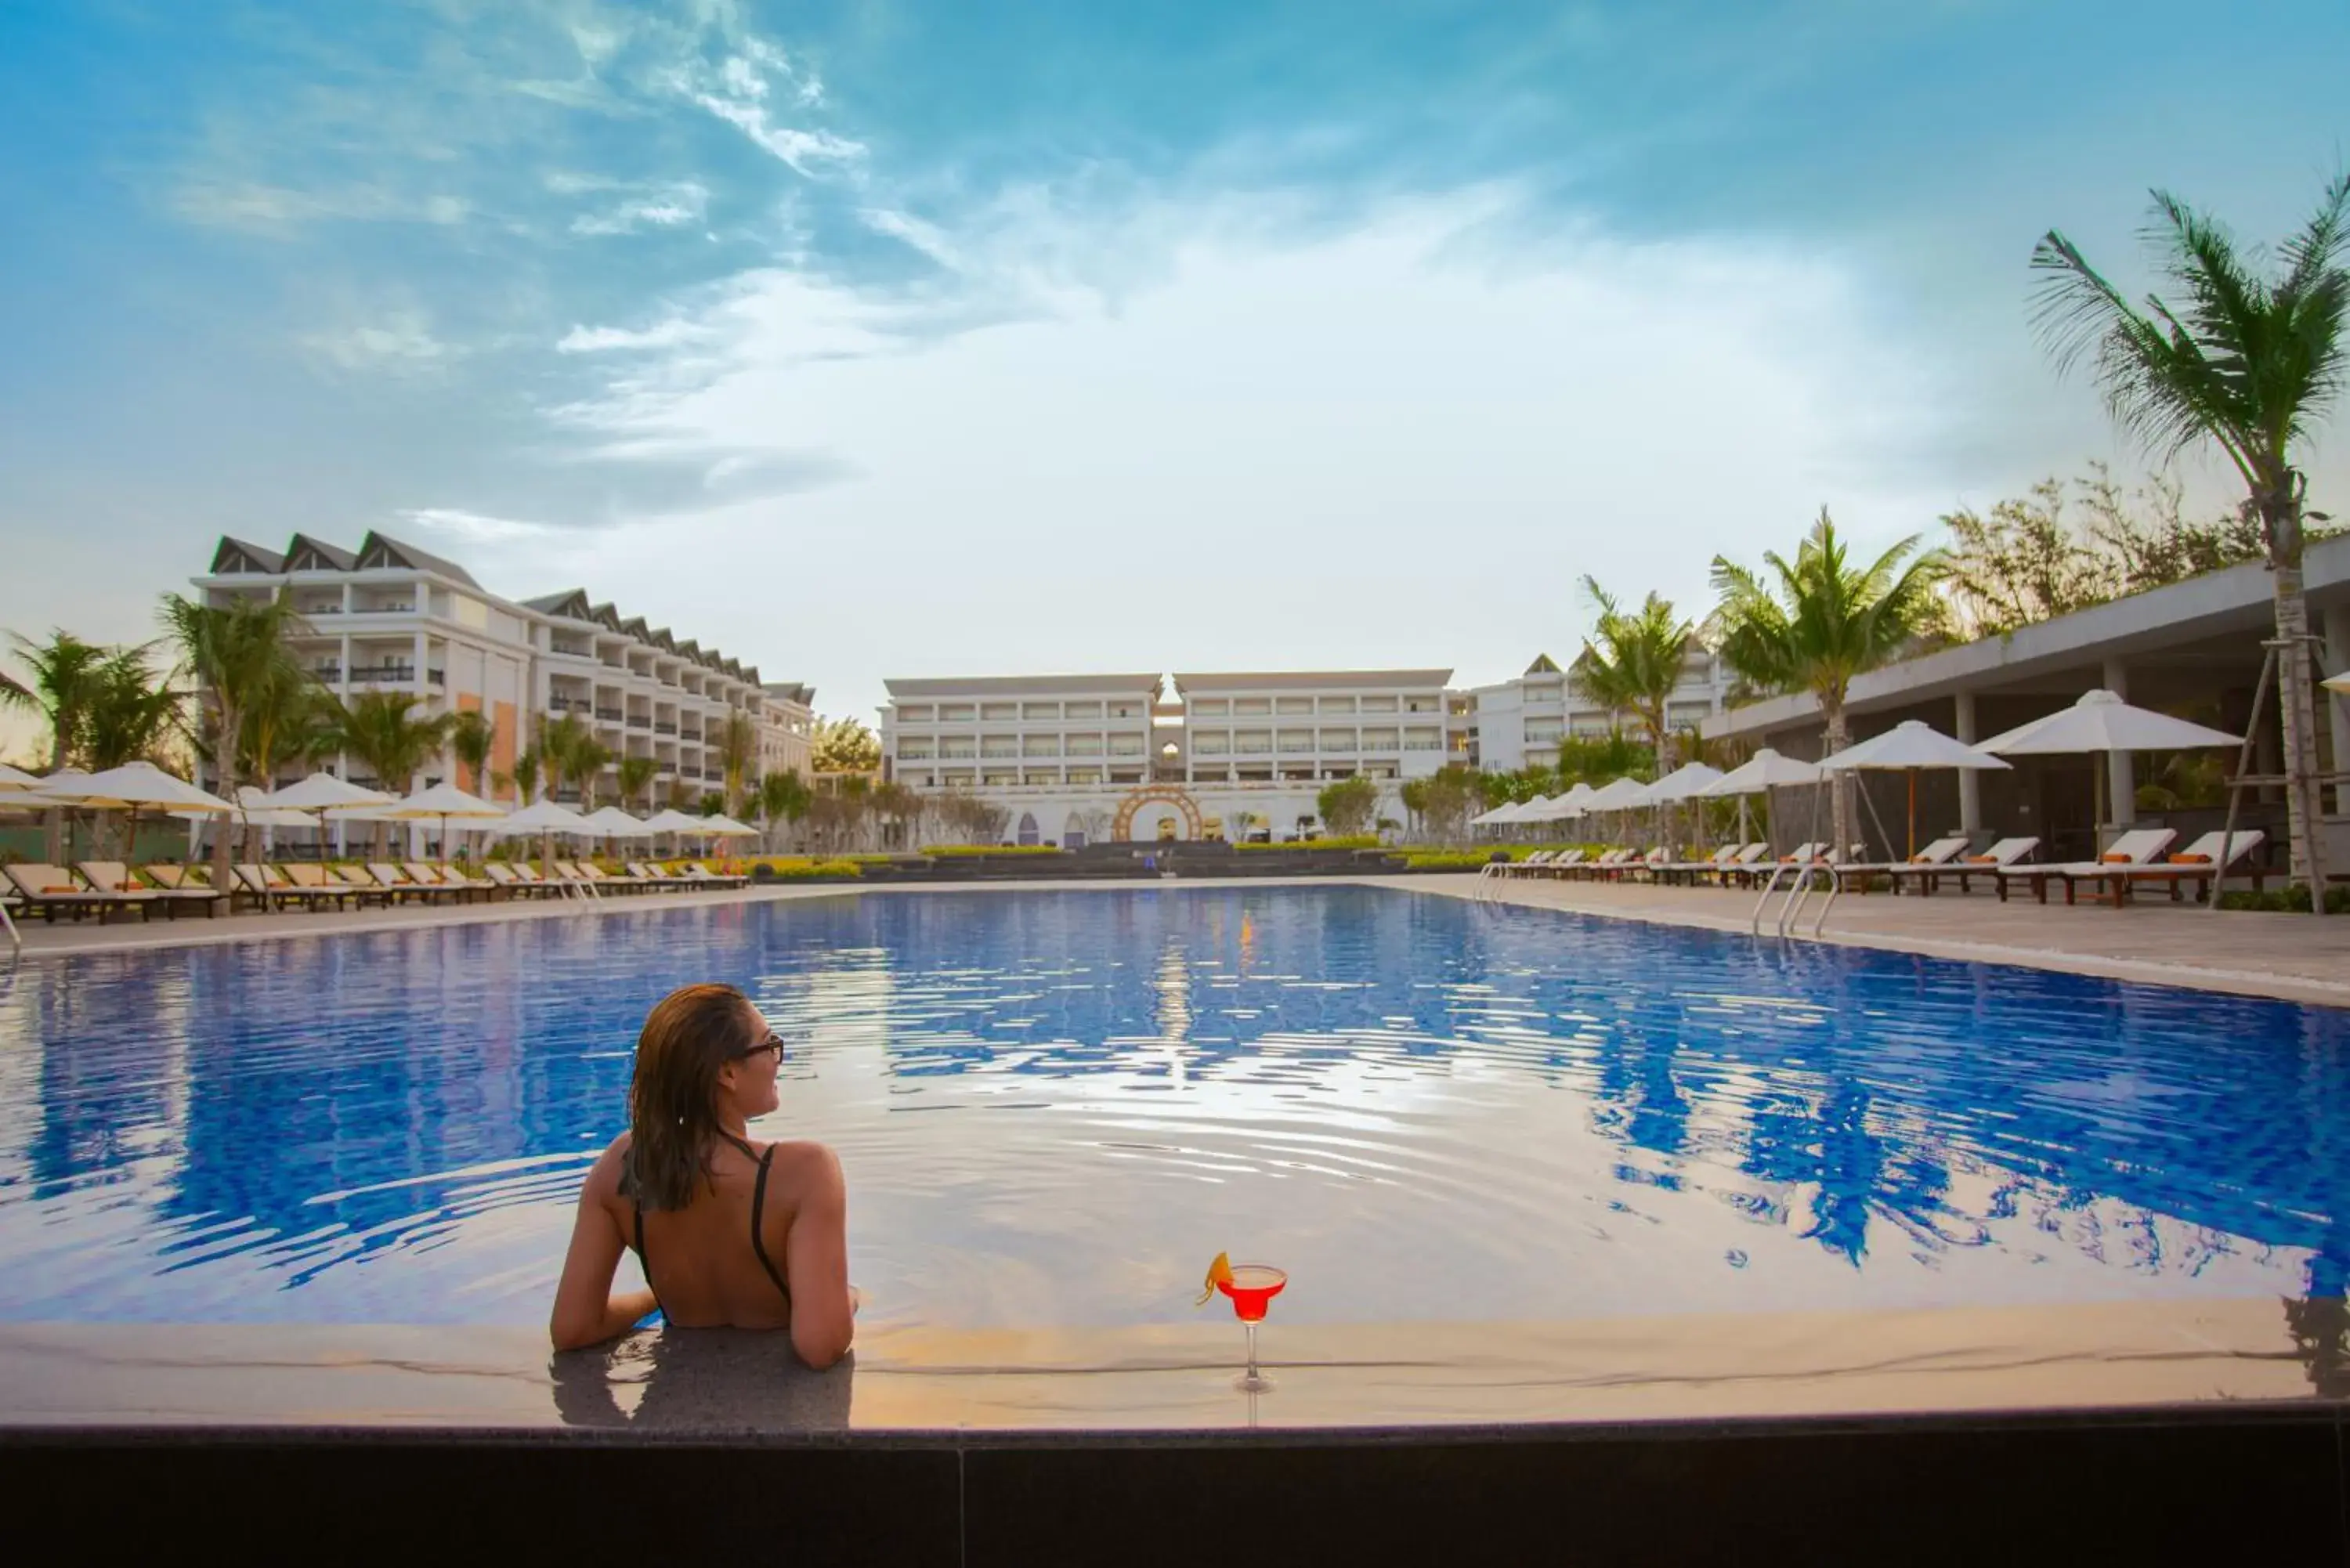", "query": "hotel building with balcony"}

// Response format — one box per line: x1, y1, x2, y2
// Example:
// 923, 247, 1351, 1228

879, 670, 1466, 845
195, 533, 815, 806
1464, 652, 1732, 772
